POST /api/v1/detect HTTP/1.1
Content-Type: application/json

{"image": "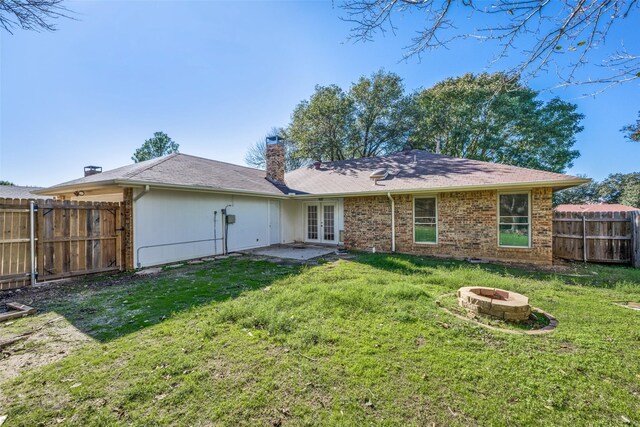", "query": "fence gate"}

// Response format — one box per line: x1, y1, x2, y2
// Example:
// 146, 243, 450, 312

553, 210, 640, 266
0, 199, 32, 289
0, 198, 123, 290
